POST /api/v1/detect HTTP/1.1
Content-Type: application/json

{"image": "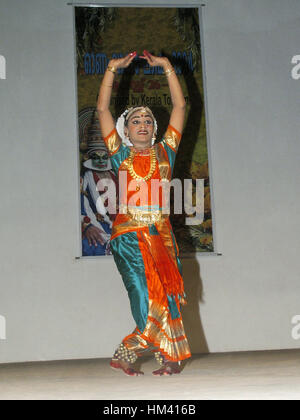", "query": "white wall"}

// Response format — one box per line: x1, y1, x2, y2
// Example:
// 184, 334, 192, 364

0, 0, 300, 363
